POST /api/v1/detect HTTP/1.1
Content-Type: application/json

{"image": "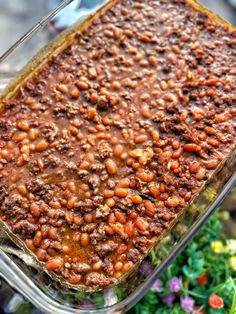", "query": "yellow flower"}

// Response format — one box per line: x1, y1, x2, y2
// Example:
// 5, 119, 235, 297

226, 240, 236, 254
229, 256, 236, 271
211, 241, 226, 254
